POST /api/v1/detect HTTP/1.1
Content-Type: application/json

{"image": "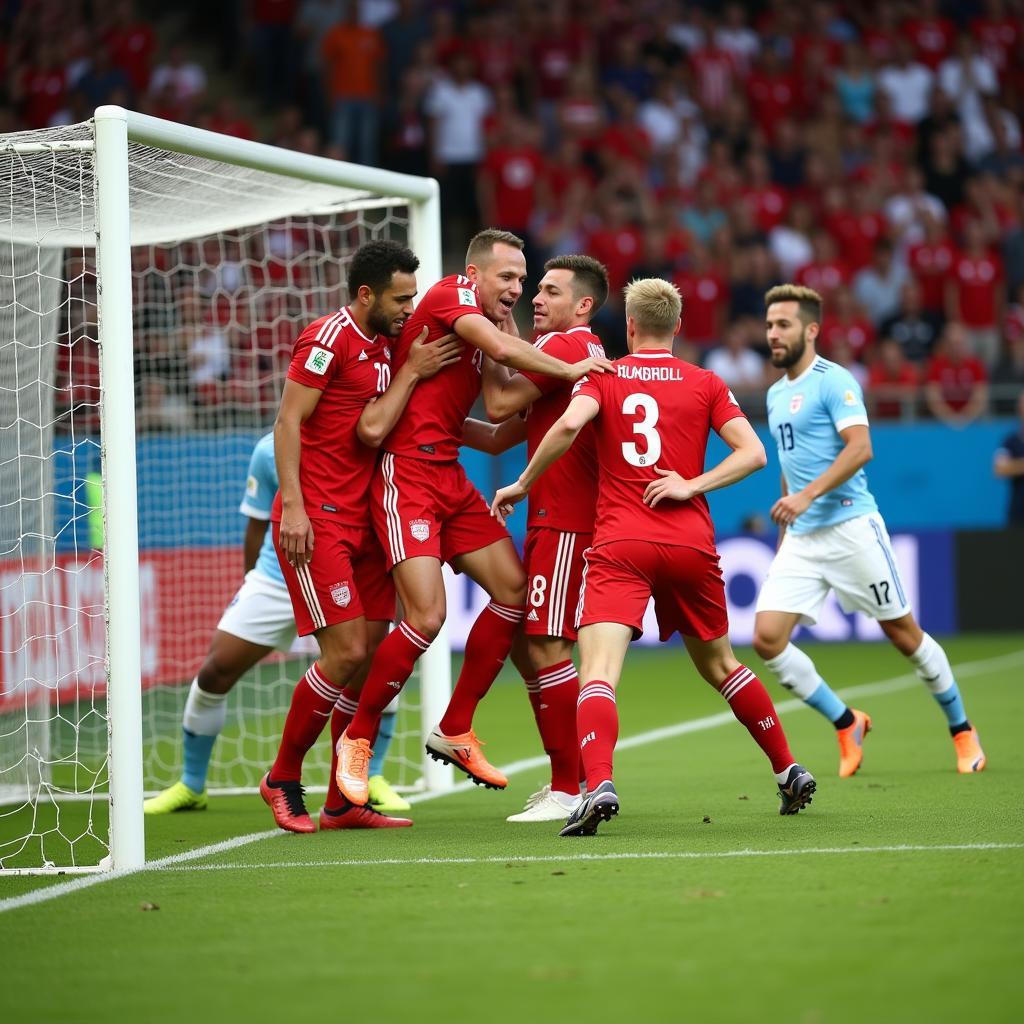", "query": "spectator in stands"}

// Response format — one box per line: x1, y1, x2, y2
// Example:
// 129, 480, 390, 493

834, 40, 876, 124
947, 217, 1005, 366
704, 320, 767, 402
149, 45, 207, 116
425, 49, 491, 246
884, 167, 947, 246
294, 0, 344, 135
939, 33, 999, 164
820, 284, 876, 361
76, 46, 133, 109
925, 321, 990, 427
868, 337, 920, 420
877, 36, 933, 125
322, 0, 384, 165
854, 238, 909, 328
994, 391, 1024, 525
990, 329, 1024, 414
881, 278, 943, 364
